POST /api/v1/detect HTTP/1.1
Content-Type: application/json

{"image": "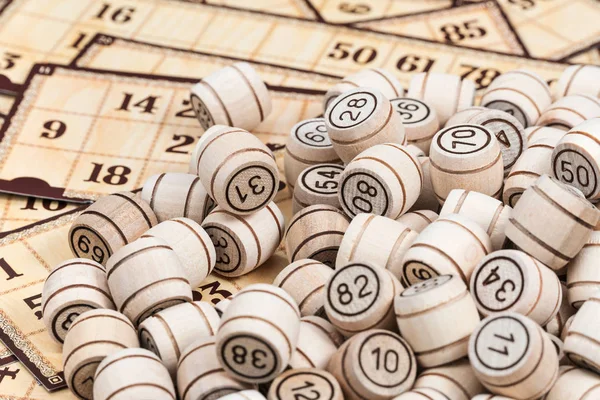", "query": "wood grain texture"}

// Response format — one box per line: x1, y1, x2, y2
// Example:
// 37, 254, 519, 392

396, 275, 480, 367
414, 358, 485, 400
138, 301, 220, 377
537, 95, 600, 130
93, 348, 175, 400
325, 87, 406, 163
554, 65, 600, 101
42, 258, 115, 344
391, 98, 439, 155
141, 172, 215, 224
105, 236, 192, 326
469, 312, 558, 399
191, 125, 279, 215
470, 250, 562, 326
290, 317, 341, 369
216, 284, 301, 383
324, 68, 404, 111
402, 214, 492, 286
430, 124, 503, 203
190, 62, 272, 131
292, 164, 344, 214
327, 329, 416, 400
142, 217, 216, 287
69, 192, 157, 265
544, 366, 600, 400
338, 143, 423, 218
62, 309, 139, 400
202, 202, 284, 277
481, 70, 552, 128
396, 210, 438, 233
285, 204, 350, 268
407, 72, 475, 125
336, 213, 417, 280
505, 175, 599, 270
